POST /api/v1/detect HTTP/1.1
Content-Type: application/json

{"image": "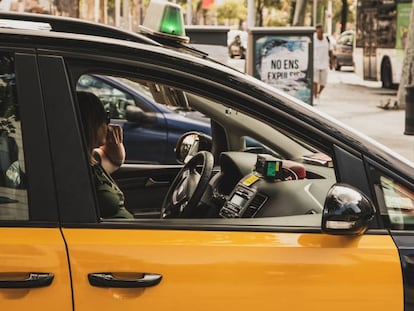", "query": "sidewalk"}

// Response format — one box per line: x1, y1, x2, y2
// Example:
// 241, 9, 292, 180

316, 68, 414, 161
